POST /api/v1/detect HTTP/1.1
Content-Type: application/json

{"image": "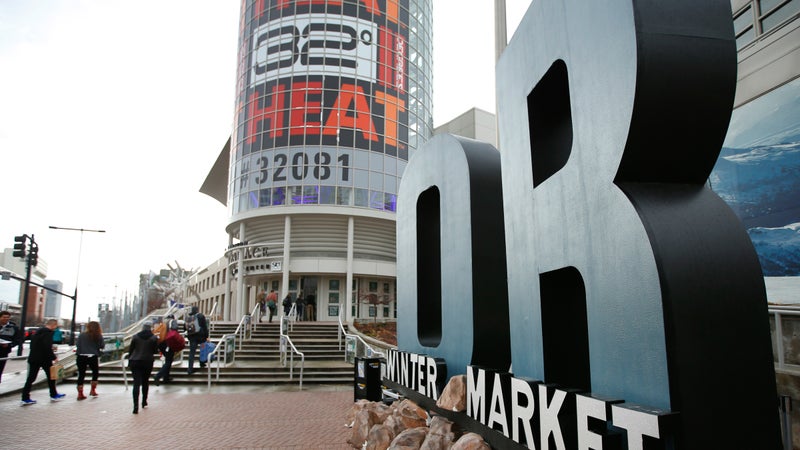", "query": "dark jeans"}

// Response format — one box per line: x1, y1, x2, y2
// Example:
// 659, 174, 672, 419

22, 360, 57, 400
129, 360, 153, 406
268, 306, 275, 322
187, 337, 202, 373
154, 349, 175, 381
76, 355, 99, 384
